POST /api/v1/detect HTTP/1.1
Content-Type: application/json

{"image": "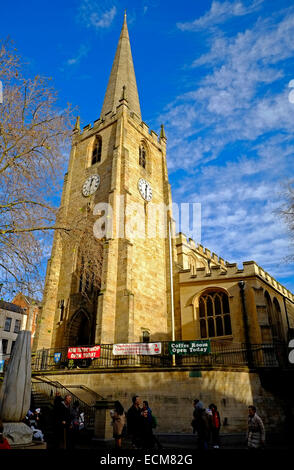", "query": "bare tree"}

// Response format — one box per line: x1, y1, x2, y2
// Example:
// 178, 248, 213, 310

62, 207, 104, 300
0, 40, 74, 297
